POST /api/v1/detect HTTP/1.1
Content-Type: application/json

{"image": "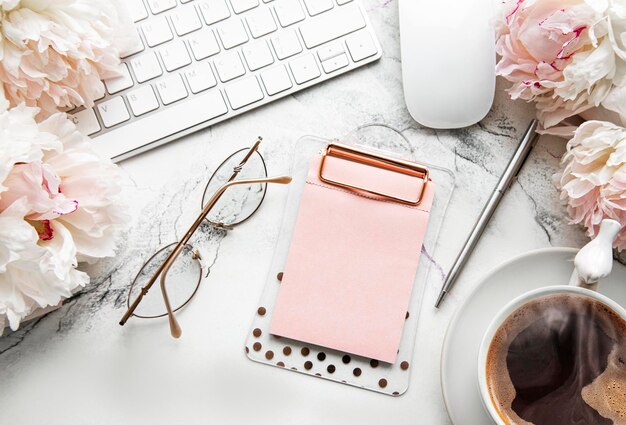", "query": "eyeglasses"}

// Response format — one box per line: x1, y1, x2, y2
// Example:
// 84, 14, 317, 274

119, 138, 291, 338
